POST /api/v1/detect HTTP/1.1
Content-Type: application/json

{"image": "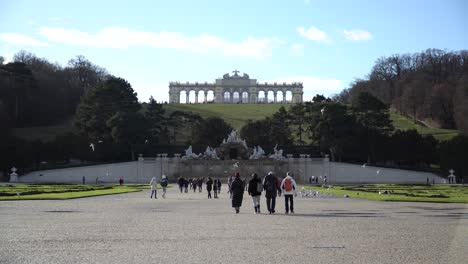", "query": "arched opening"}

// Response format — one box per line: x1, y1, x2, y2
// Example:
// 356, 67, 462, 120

206, 90, 214, 103
277, 91, 284, 103
258, 91, 265, 103
180, 91, 187, 104
188, 90, 196, 103
285, 91, 293, 103
224, 92, 231, 103
267, 91, 274, 103
233, 92, 240, 103
242, 92, 249, 103
196, 90, 204, 103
